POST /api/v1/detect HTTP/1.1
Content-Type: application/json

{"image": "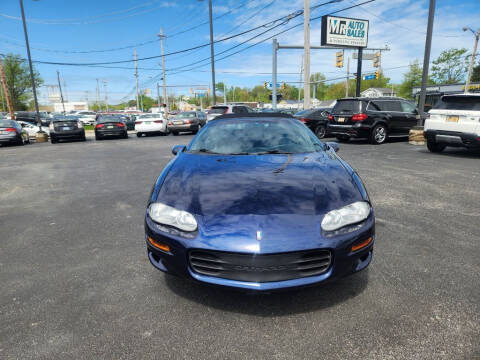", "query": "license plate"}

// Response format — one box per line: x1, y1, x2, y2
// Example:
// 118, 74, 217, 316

62, 126, 71, 130
107, 125, 114, 129
337, 117, 345, 123
173, 121, 183, 125
446, 115, 459, 123
144, 121, 152, 125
